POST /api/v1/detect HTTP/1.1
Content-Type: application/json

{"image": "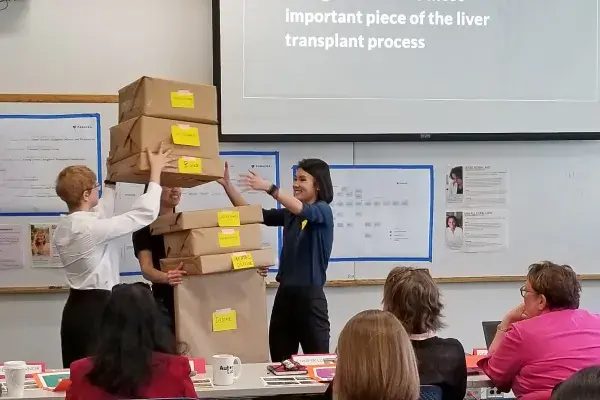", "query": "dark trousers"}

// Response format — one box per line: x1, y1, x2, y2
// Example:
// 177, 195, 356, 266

269, 286, 330, 362
60, 288, 110, 368
154, 293, 176, 335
